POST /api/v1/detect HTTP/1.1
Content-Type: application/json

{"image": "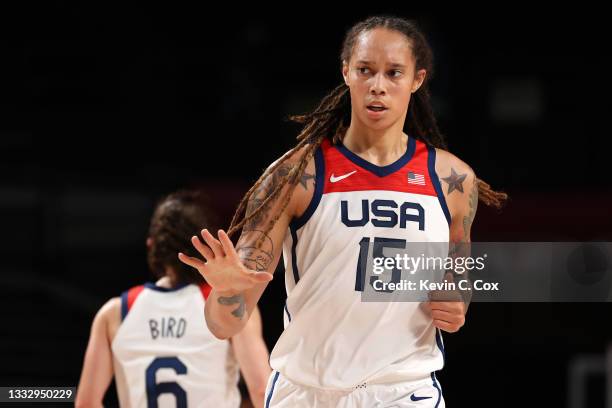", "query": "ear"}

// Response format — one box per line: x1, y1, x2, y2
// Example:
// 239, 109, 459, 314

411, 69, 427, 93
341, 60, 350, 86
146, 237, 153, 248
